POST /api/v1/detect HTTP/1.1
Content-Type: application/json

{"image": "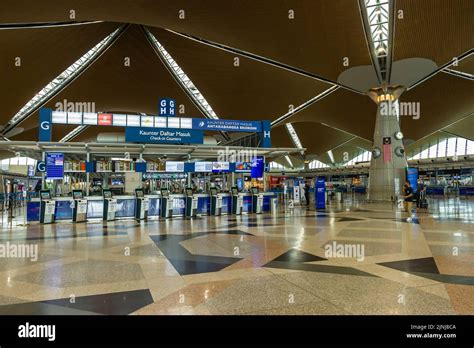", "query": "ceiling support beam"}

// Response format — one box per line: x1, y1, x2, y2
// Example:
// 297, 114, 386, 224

271, 85, 339, 127
142, 26, 230, 142
408, 49, 473, 90
164, 29, 365, 95
1, 24, 128, 137
442, 68, 474, 81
